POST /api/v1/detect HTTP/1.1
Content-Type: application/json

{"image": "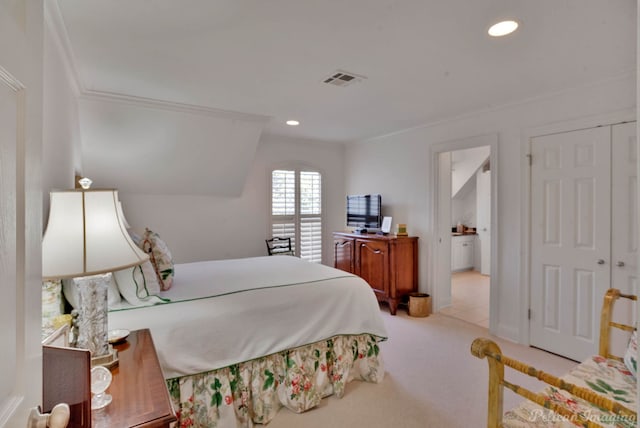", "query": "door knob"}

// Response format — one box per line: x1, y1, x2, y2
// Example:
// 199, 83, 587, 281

27, 403, 70, 428
616, 261, 625, 267
597, 259, 605, 265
